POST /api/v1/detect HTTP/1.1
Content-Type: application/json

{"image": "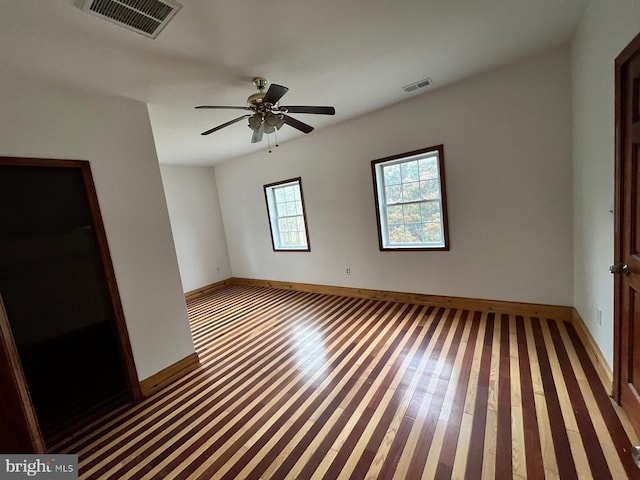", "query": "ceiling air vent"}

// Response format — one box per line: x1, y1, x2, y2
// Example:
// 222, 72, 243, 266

402, 77, 433, 93
79, 0, 182, 39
